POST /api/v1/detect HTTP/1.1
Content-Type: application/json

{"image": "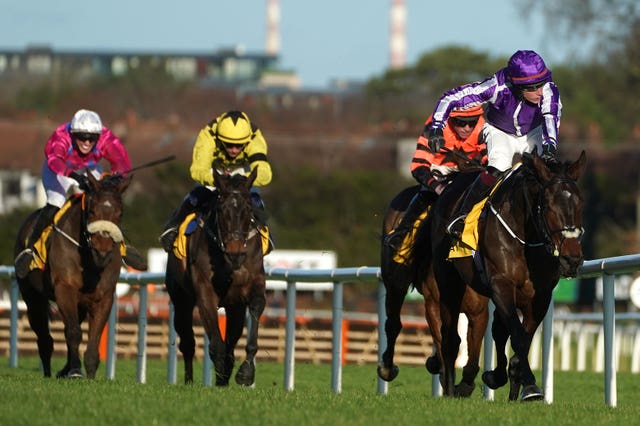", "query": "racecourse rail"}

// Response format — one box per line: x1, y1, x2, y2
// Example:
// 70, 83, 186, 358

2, 253, 640, 407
